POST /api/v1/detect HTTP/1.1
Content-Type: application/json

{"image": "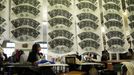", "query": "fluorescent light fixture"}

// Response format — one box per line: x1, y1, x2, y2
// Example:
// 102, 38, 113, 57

101, 26, 105, 33
40, 43, 47, 48
6, 43, 15, 48
123, 10, 127, 16
42, 22, 48, 25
